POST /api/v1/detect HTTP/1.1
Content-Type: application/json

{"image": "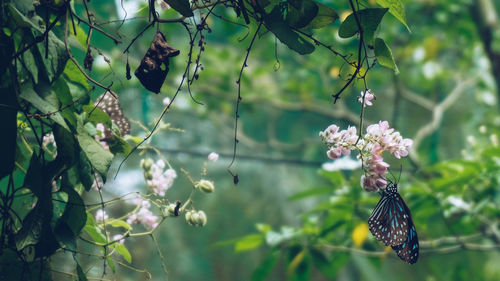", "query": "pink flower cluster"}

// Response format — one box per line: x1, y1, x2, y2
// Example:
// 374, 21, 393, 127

319, 125, 358, 159
320, 121, 413, 192
143, 159, 177, 197
127, 198, 159, 229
